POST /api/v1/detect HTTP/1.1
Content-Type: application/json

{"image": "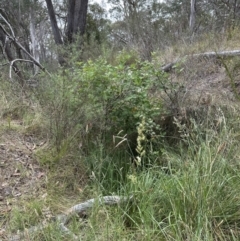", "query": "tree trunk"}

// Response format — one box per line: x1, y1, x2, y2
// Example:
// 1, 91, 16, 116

0, 27, 24, 85
65, 0, 89, 44
30, 5, 40, 74
45, 0, 66, 65
46, 0, 89, 63
65, 0, 75, 43
78, 0, 88, 36
45, 0, 63, 45
189, 0, 196, 33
